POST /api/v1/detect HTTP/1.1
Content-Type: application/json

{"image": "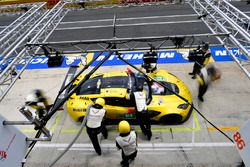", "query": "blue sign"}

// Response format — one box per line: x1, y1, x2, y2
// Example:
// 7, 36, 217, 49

210, 46, 248, 62
91, 50, 190, 66
15, 55, 85, 70
3, 47, 248, 70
